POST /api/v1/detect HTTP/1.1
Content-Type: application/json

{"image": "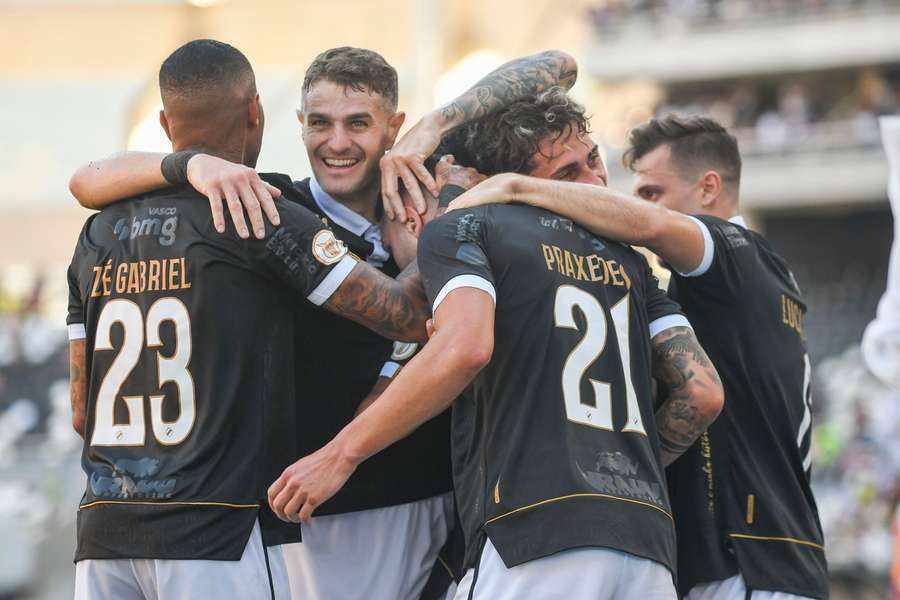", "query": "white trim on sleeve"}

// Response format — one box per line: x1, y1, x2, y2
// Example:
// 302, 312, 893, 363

307, 255, 358, 306
379, 361, 401, 379
677, 217, 715, 278
432, 274, 496, 314
68, 323, 86, 341
648, 314, 693, 338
